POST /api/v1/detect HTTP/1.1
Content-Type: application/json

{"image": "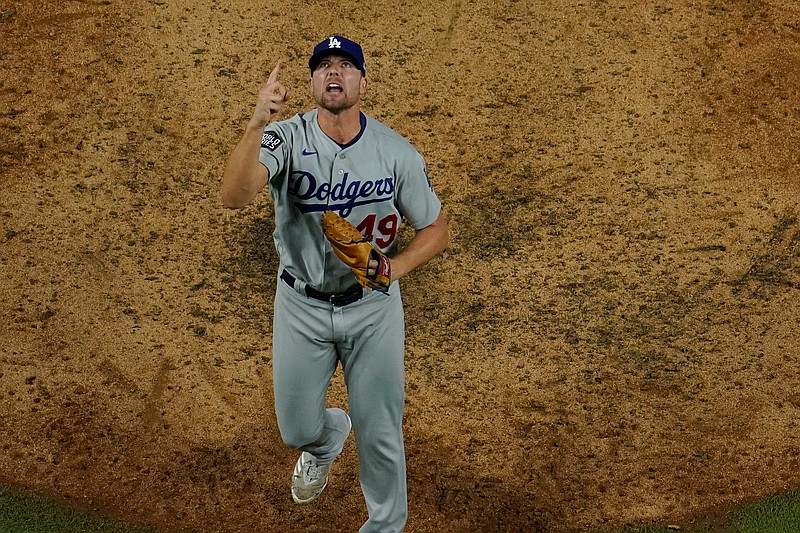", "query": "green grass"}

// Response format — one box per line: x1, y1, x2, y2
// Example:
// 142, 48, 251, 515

0, 486, 155, 533
618, 490, 800, 533
730, 491, 800, 533
1, 485, 799, 532
618, 528, 724, 533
